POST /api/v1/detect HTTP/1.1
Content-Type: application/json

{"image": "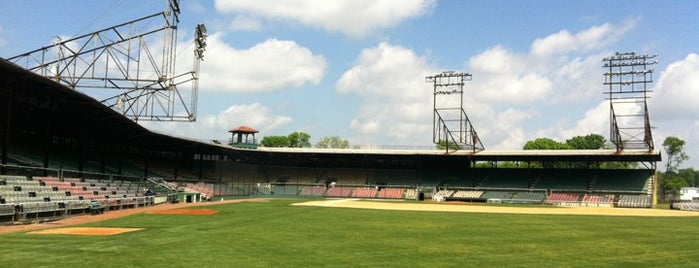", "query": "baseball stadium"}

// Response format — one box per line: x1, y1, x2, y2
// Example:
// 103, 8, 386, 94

1, 1, 698, 267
